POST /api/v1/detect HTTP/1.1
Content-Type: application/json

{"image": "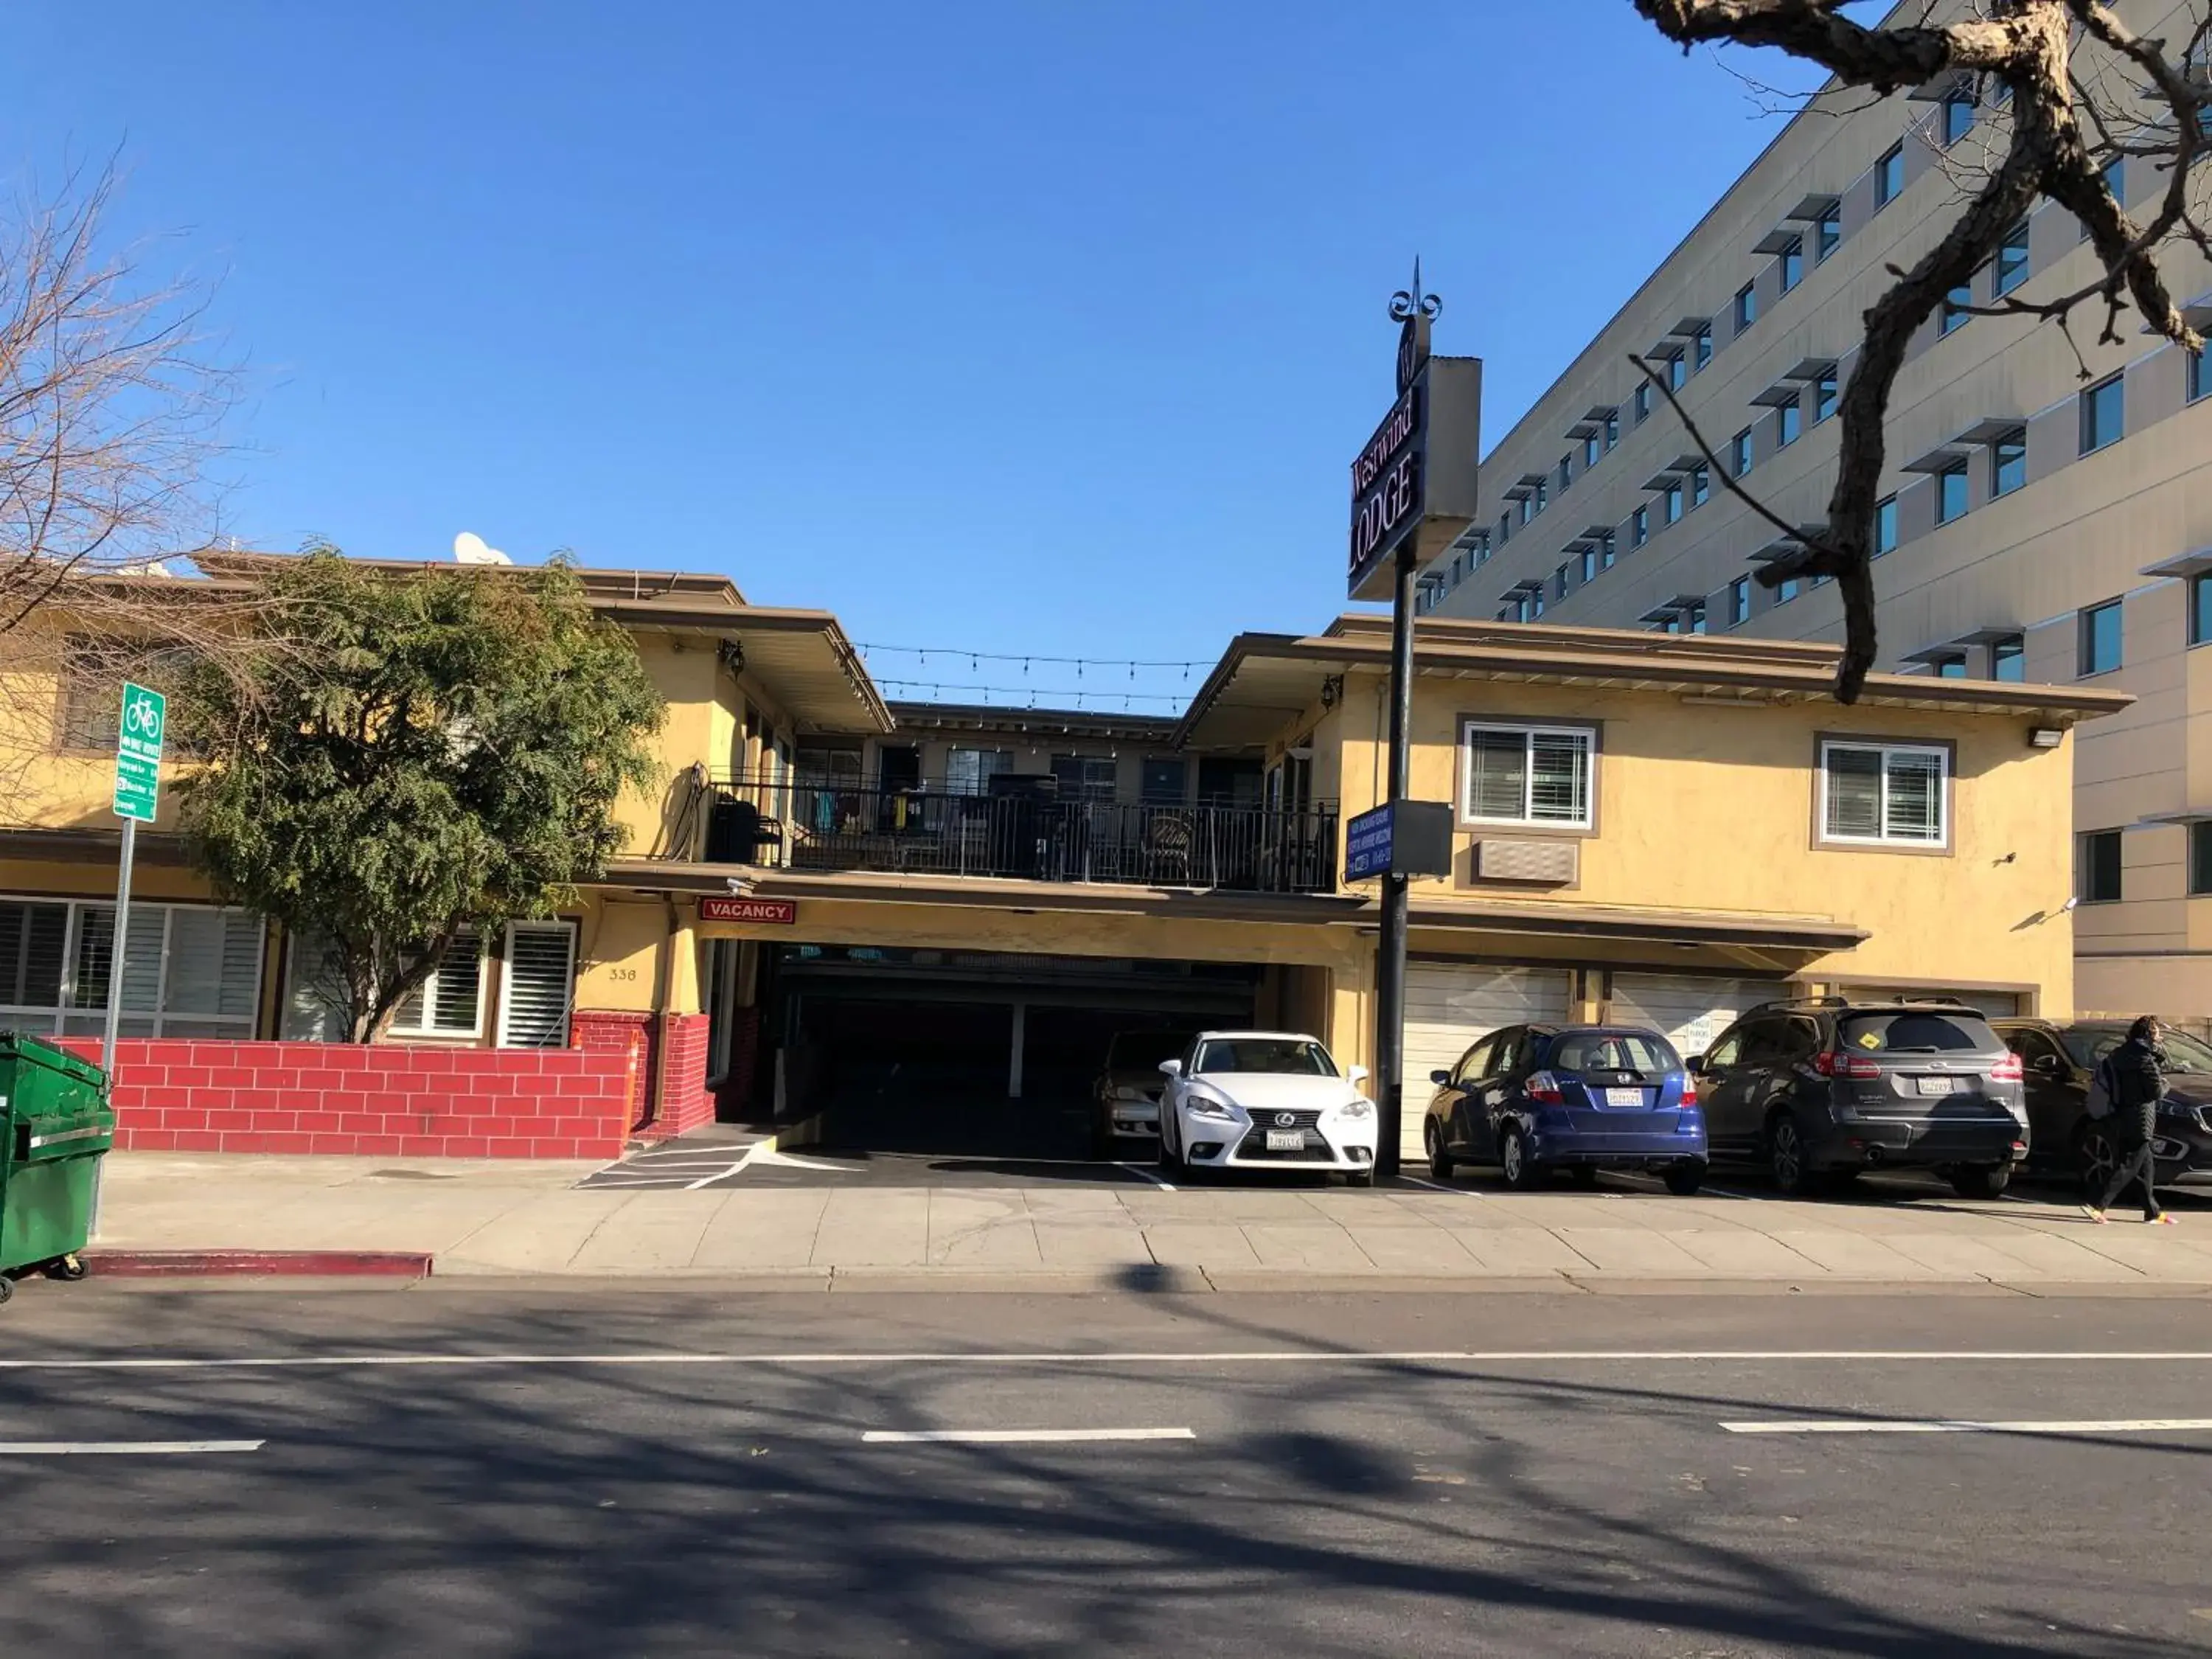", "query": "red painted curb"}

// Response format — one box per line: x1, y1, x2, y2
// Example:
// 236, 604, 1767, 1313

80, 1250, 433, 1279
